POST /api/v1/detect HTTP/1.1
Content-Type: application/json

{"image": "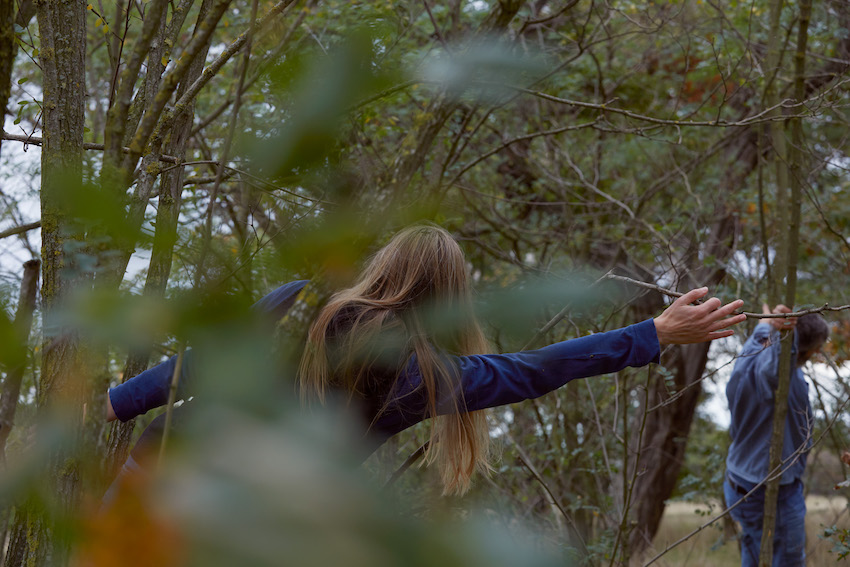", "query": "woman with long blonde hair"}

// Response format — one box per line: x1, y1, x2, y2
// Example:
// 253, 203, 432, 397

298, 224, 745, 494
